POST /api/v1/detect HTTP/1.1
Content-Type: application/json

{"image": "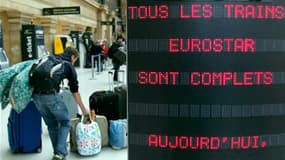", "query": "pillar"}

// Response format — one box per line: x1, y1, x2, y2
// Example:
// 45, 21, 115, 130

32, 17, 57, 54
7, 11, 33, 64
